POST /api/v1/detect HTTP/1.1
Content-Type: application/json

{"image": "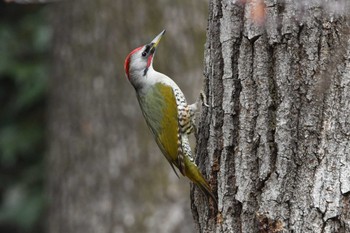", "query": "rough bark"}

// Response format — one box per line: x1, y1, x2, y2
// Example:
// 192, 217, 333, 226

193, 0, 350, 232
47, 1, 207, 233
